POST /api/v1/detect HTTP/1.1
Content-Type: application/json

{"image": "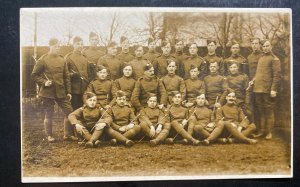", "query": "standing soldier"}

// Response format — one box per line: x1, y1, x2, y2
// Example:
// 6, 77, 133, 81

31, 38, 76, 142
117, 36, 134, 63
247, 37, 264, 81
184, 65, 206, 108
143, 37, 160, 64
97, 42, 123, 80
139, 94, 171, 146
216, 92, 257, 144
161, 59, 186, 105
182, 43, 206, 80
153, 41, 180, 78
65, 36, 91, 110
204, 62, 228, 109
82, 32, 105, 80
131, 63, 168, 112
128, 45, 149, 80
173, 38, 188, 76
252, 39, 281, 139
85, 65, 113, 109
203, 39, 224, 75
224, 41, 248, 76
